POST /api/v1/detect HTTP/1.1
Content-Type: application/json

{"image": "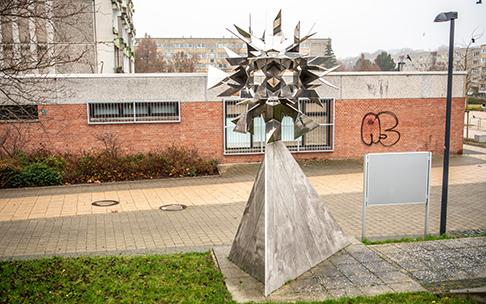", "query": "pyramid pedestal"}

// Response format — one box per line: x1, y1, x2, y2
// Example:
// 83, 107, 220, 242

229, 141, 350, 296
